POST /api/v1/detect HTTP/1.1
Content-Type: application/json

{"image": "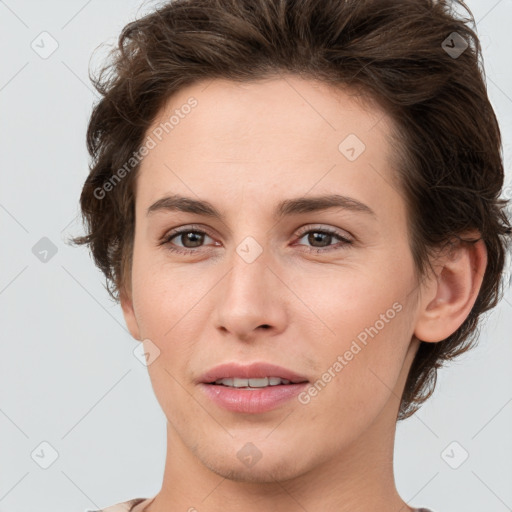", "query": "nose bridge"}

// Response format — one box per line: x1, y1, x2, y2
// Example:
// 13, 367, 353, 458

214, 230, 287, 338
224, 233, 271, 305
